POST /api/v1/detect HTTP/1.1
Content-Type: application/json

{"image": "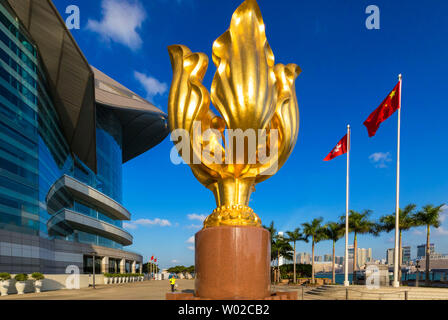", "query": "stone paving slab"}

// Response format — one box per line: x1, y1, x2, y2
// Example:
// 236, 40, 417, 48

5, 281, 446, 301
0, 280, 195, 300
